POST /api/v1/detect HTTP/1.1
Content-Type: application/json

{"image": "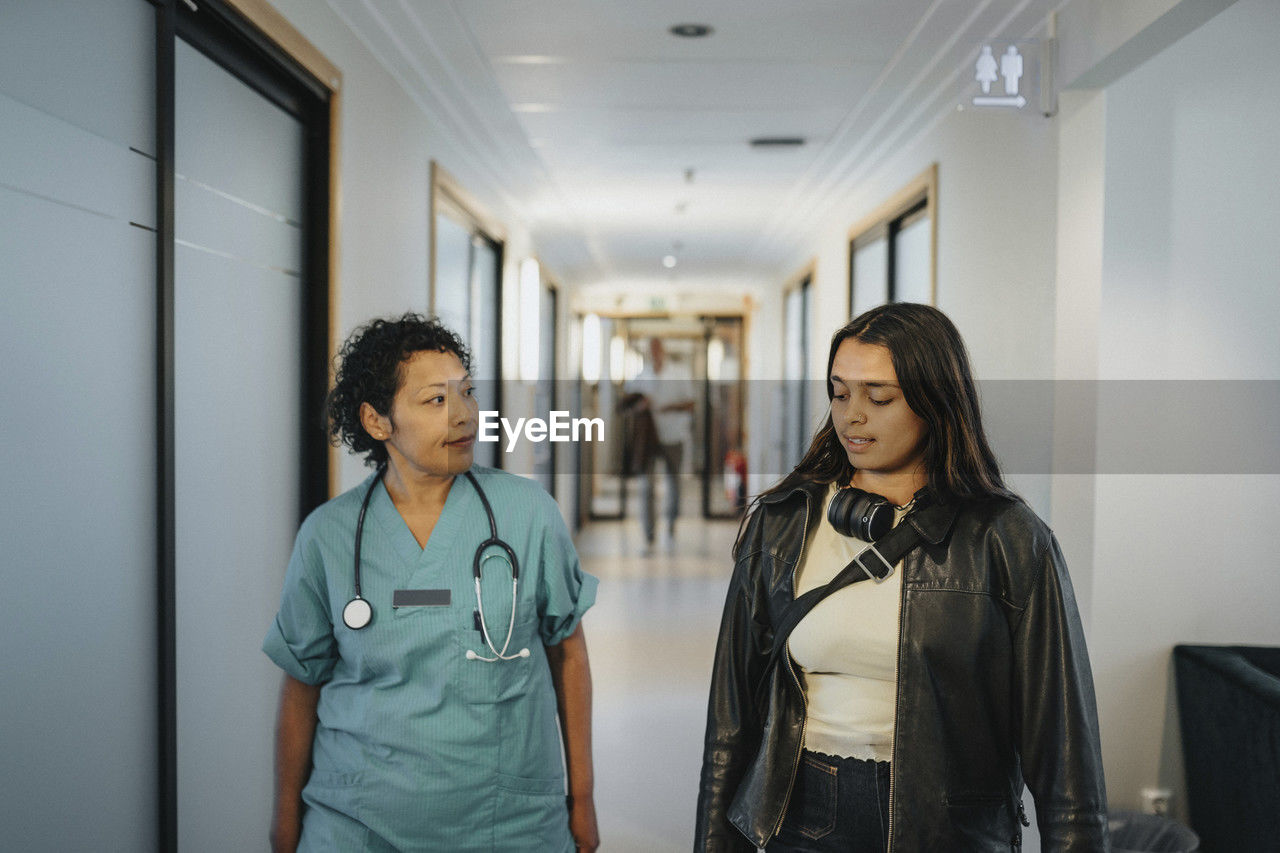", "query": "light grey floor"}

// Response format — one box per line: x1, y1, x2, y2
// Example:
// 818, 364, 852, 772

575, 508, 740, 852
